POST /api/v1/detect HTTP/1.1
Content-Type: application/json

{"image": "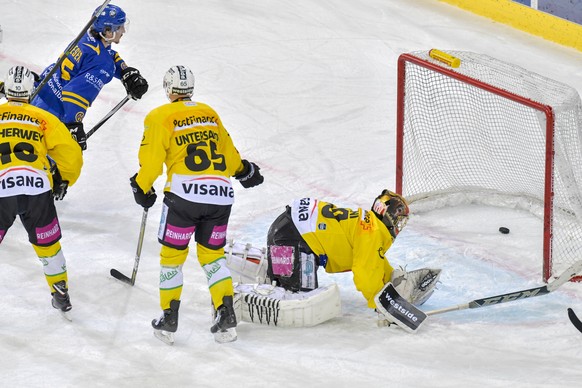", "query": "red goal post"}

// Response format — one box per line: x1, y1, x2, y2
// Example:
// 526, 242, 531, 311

395, 50, 582, 283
